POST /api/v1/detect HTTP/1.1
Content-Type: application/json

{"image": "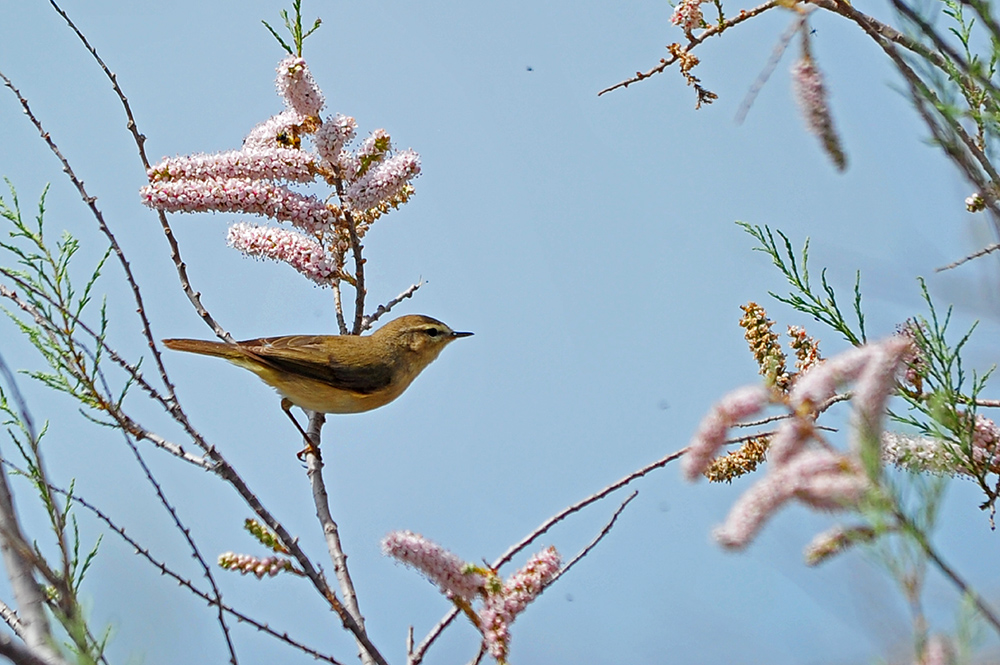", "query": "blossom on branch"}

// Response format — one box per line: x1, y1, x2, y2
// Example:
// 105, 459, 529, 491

227, 222, 337, 284
683, 385, 772, 480
480, 547, 561, 663
381, 530, 484, 601
276, 55, 324, 118
314, 114, 358, 166
147, 148, 318, 184
671, 0, 707, 31
141, 177, 336, 234
791, 53, 847, 171
345, 149, 421, 211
